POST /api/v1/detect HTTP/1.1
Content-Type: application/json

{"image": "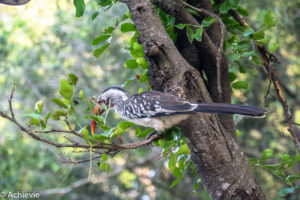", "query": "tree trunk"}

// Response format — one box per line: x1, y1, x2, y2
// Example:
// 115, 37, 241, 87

124, 0, 266, 199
